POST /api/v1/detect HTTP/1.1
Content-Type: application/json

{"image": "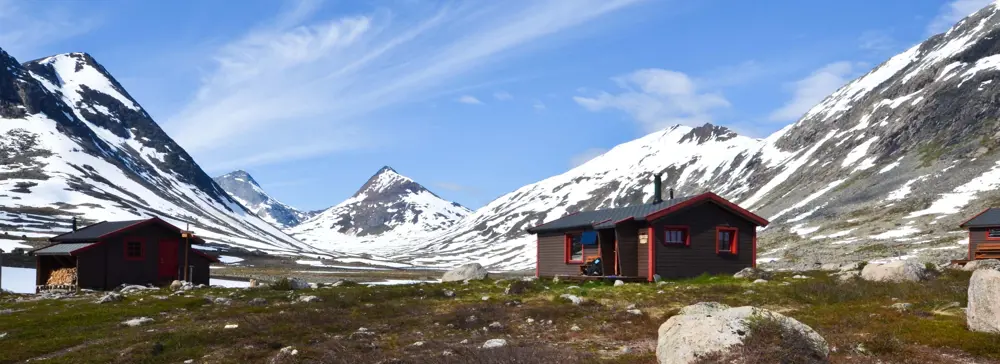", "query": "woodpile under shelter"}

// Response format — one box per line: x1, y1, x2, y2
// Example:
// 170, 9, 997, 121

30, 217, 218, 291
526, 173, 769, 282
959, 208, 1000, 261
